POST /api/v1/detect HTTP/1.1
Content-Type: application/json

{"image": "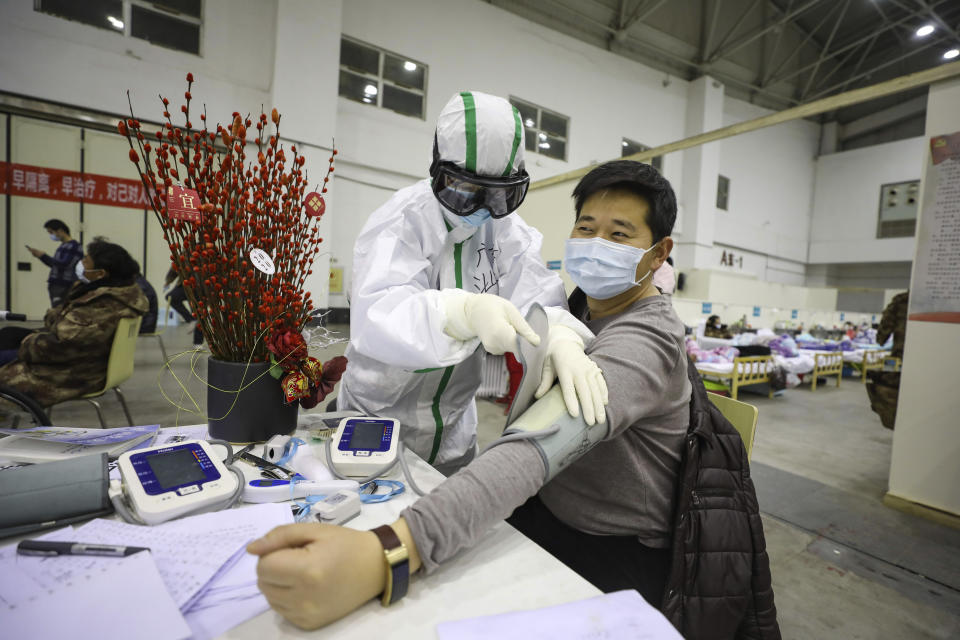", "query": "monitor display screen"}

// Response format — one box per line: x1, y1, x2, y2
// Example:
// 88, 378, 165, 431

147, 448, 207, 489
347, 421, 387, 450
